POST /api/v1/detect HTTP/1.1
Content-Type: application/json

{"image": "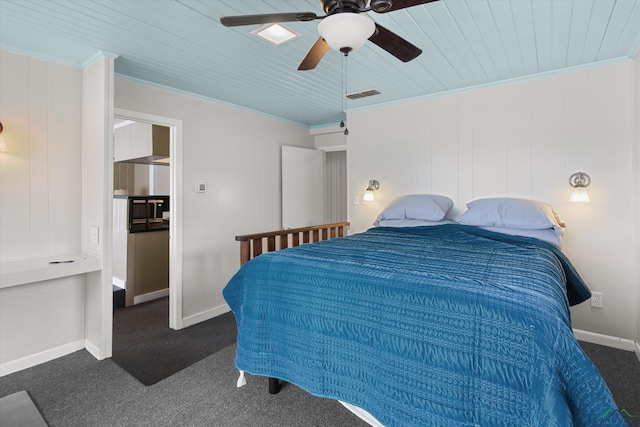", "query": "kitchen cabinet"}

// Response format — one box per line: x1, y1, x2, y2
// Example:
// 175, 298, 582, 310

114, 122, 169, 163
113, 198, 169, 307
